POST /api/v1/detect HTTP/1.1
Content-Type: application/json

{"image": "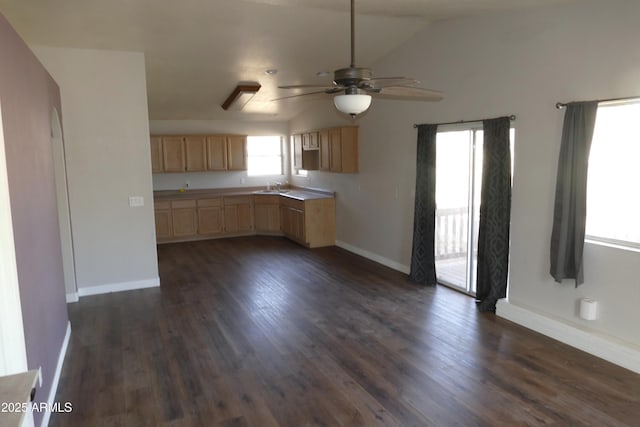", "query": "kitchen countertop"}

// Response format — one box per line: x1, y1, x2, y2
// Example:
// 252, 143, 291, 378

153, 186, 335, 202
